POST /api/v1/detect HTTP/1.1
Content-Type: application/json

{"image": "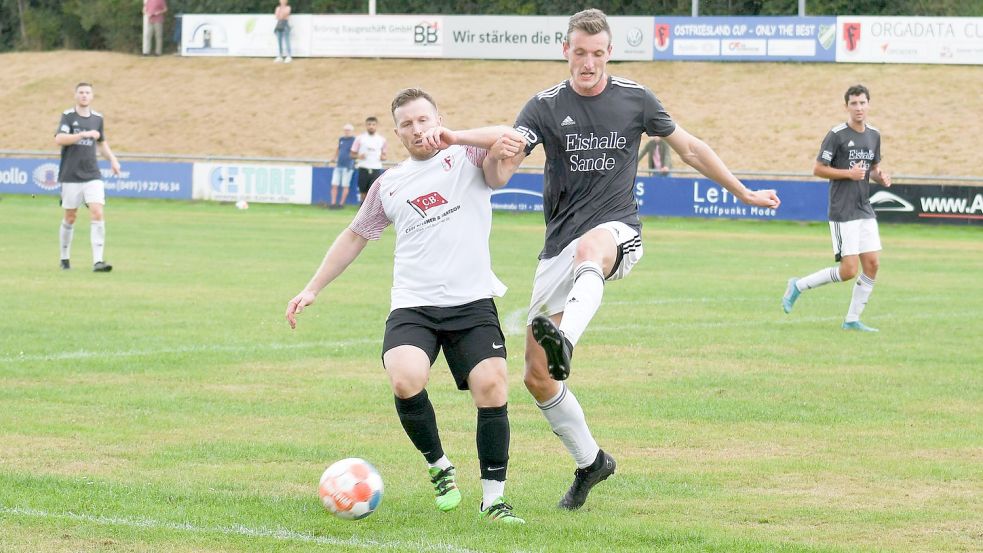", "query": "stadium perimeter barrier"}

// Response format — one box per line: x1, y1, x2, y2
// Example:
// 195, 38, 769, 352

180, 14, 983, 65
2, 156, 980, 225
